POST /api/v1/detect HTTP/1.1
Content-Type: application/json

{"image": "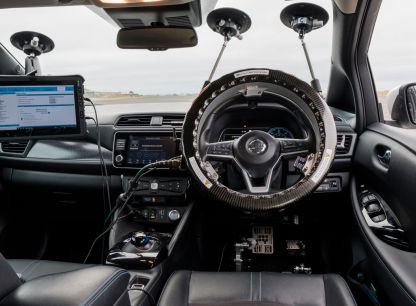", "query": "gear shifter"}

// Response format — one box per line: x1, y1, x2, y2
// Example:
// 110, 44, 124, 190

130, 232, 151, 248
106, 231, 172, 269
